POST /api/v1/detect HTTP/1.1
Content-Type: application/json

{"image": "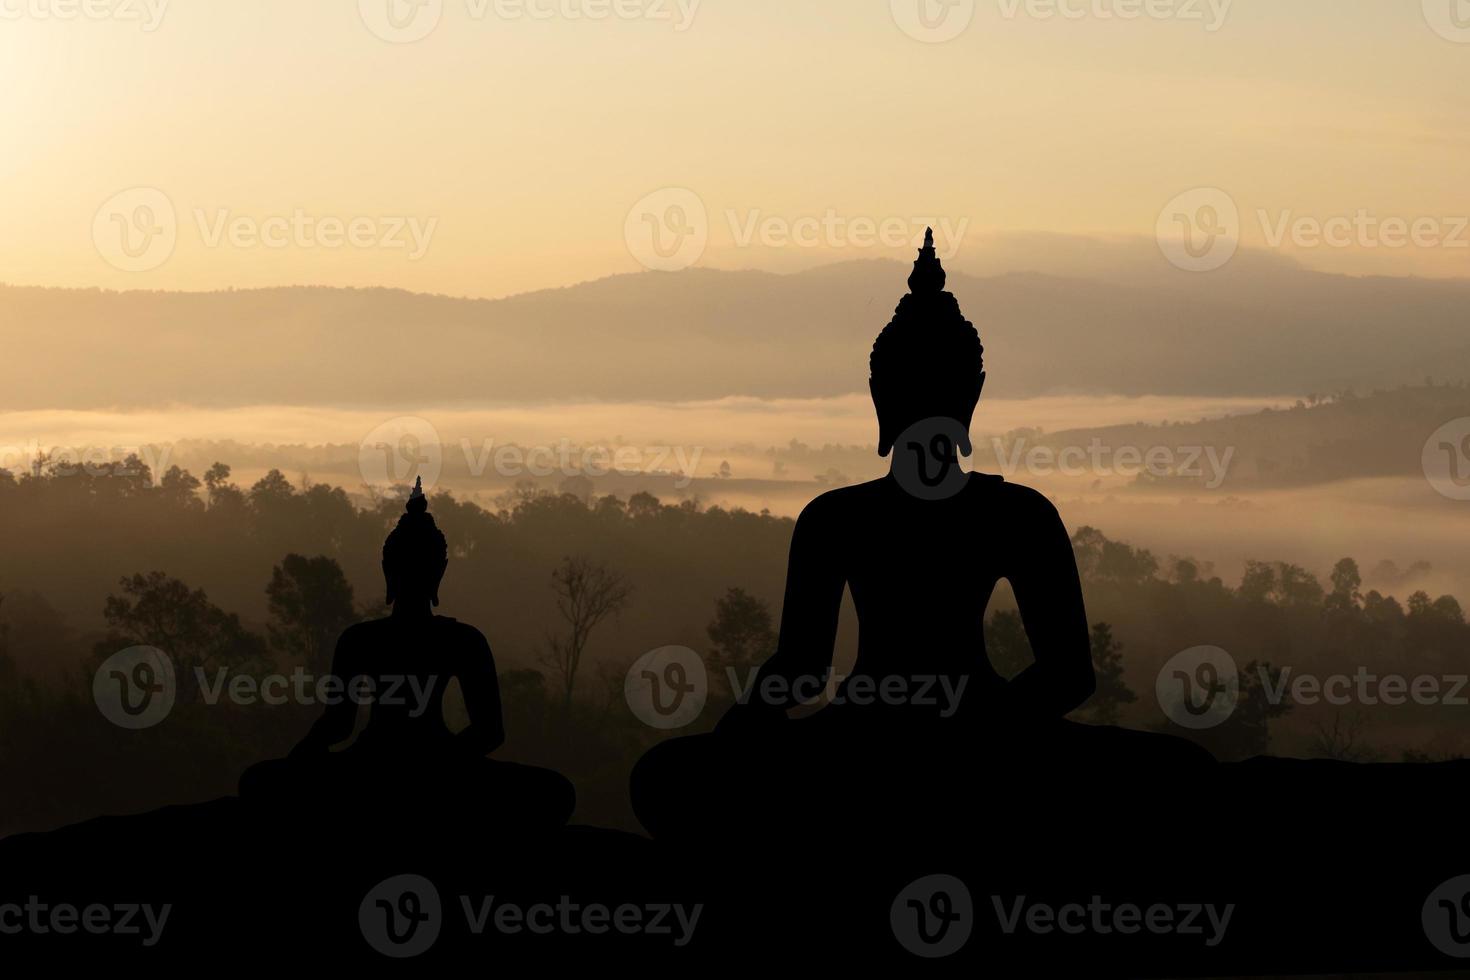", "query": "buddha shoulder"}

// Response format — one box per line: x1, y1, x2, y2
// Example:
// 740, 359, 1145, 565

989, 479, 1062, 521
